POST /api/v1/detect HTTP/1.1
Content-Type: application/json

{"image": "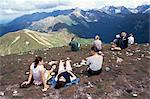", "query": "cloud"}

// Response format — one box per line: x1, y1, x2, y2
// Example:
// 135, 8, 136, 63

0, 0, 150, 23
